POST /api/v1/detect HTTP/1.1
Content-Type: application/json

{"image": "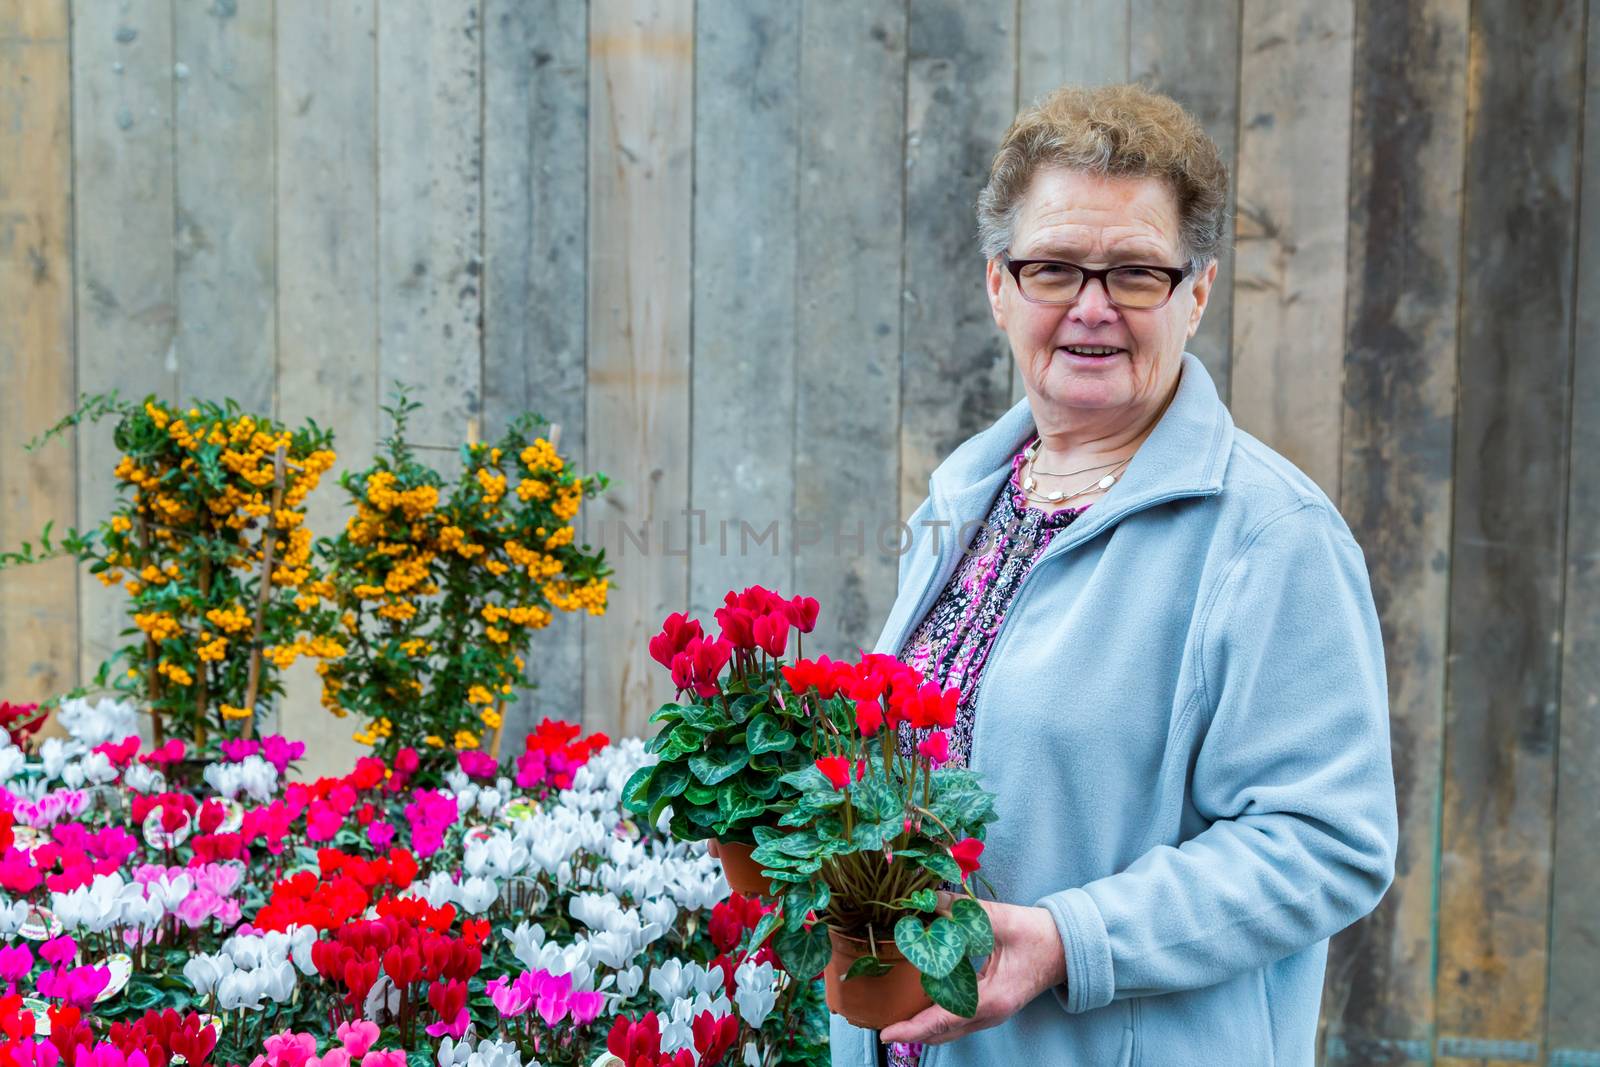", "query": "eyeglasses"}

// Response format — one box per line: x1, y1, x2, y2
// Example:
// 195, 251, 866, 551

999, 252, 1193, 310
